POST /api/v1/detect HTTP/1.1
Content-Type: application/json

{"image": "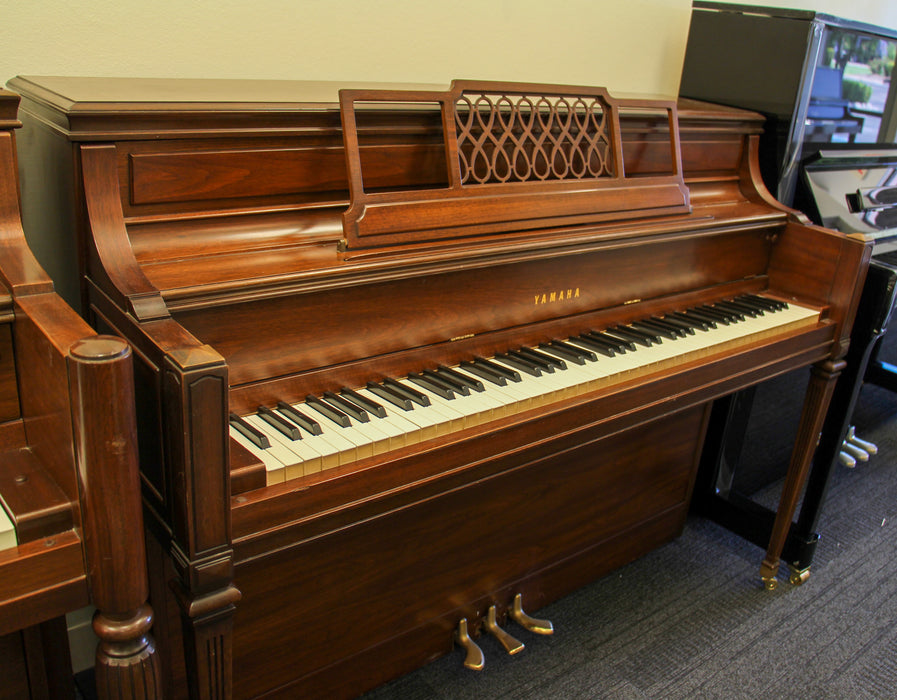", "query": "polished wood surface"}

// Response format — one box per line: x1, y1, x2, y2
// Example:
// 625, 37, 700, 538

0, 88, 159, 699
7, 77, 870, 699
